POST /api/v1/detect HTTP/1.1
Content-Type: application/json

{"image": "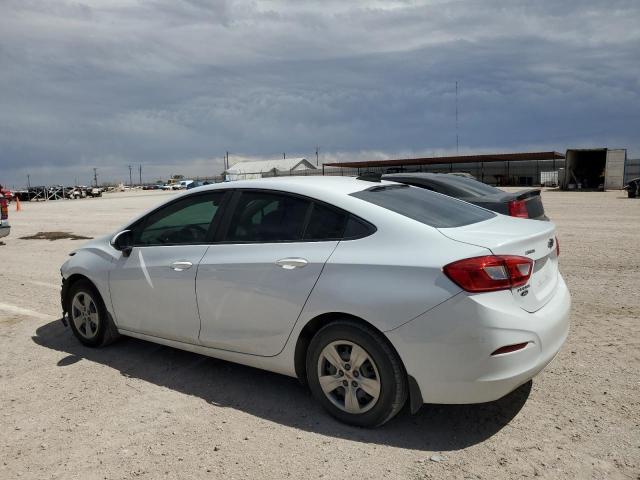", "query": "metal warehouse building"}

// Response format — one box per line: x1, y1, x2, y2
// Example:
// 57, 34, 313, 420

320, 148, 636, 190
